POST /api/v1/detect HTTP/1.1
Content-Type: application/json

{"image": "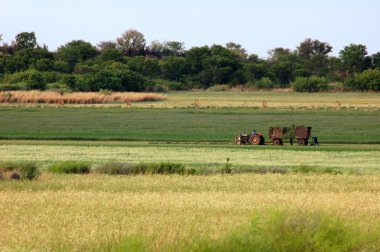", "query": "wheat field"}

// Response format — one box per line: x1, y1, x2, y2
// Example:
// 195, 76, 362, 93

0, 174, 379, 251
